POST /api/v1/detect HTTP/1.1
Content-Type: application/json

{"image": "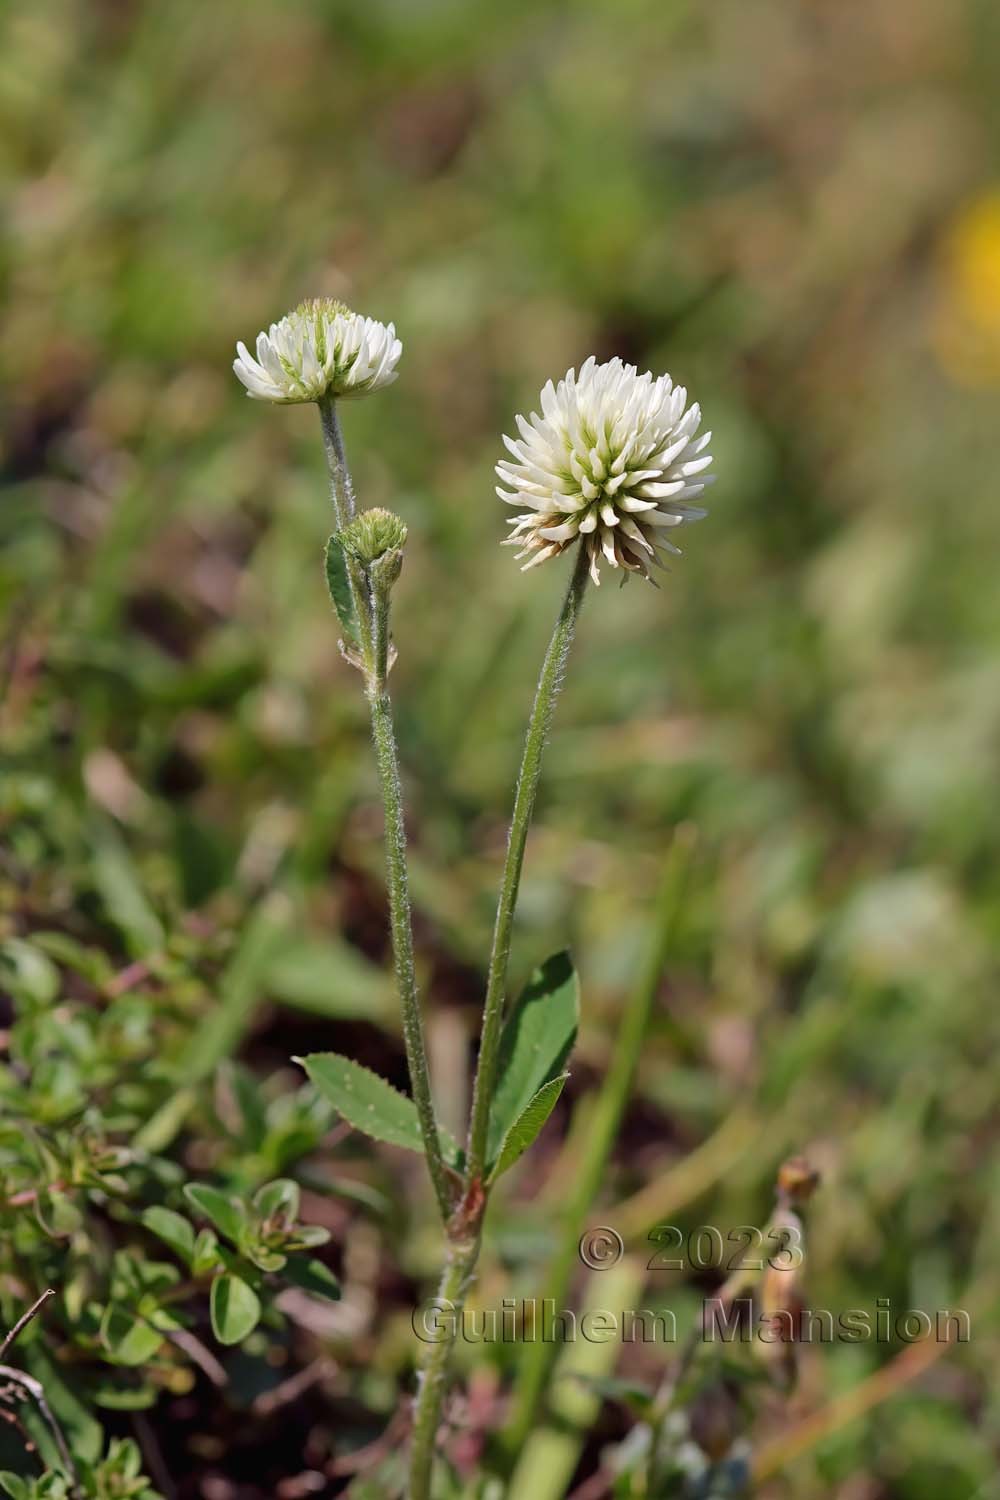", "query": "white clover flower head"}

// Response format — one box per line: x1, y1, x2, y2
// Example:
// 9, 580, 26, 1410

233, 298, 402, 404
497, 356, 714, 584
